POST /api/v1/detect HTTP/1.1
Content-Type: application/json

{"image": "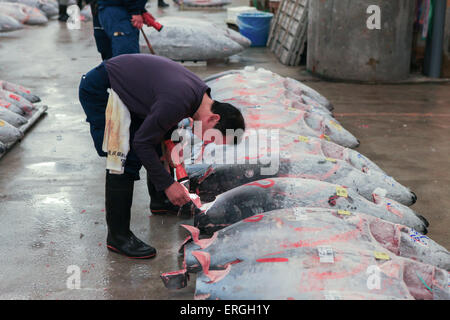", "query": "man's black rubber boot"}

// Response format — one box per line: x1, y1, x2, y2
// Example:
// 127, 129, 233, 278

158, 0, 170, 8
105, 172, 156, 259
147, 171, 180, 215
58, 5, 69, 22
